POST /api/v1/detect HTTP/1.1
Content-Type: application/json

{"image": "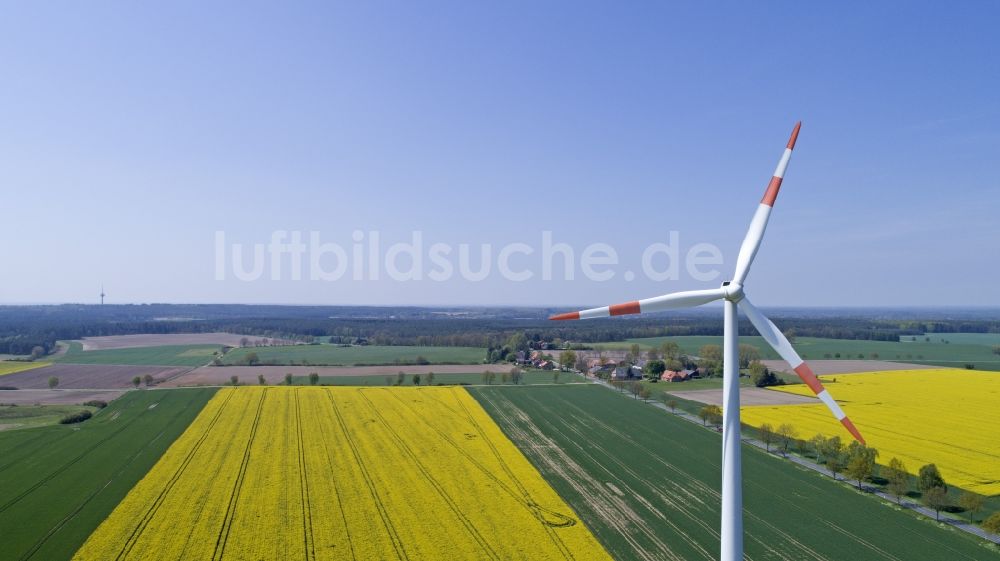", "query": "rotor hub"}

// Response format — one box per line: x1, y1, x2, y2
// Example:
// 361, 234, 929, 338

721, 281, 745, 302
